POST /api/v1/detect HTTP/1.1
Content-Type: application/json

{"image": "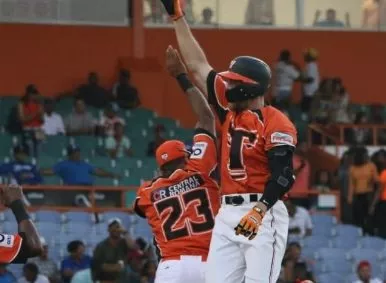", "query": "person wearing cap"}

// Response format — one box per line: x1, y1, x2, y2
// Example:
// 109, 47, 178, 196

29, 237, 60, 283
0, 145, 43, 185
134, 47, 219, 283
353, 260, 382, 283
41, 145, 118, 186
92, 218, 139, 283
301, 48, 320, 120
